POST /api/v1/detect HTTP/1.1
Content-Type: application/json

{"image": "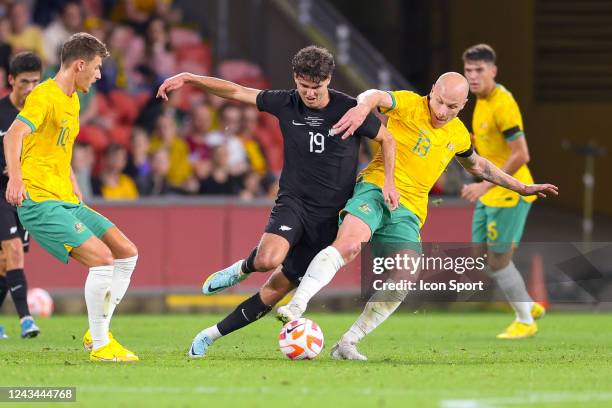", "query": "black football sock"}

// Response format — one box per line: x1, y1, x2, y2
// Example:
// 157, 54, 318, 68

216, 292, 272, 336
6, 269, 31, 319
241, 247, 258, 274
0, 275, 8, 308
